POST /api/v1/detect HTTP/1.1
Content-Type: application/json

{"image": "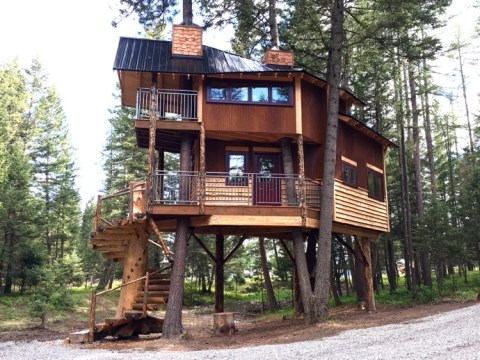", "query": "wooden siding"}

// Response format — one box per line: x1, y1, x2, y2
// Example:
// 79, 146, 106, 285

304, 144, 323, 180
301, 80, 326, 144
336, 120, 384, 189
334, 180, 389, 232
203, 102, 295, 135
